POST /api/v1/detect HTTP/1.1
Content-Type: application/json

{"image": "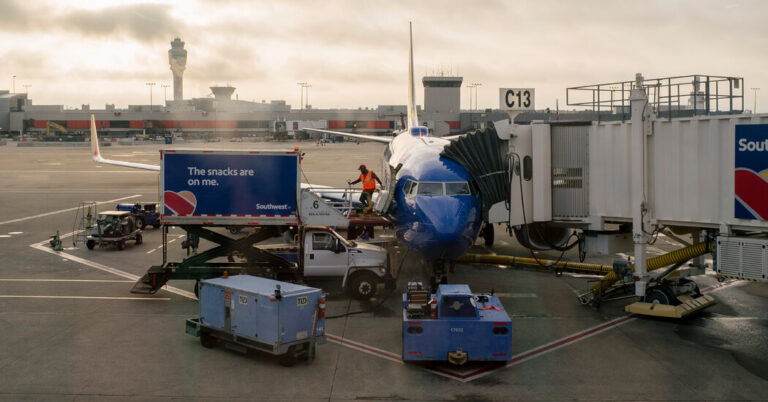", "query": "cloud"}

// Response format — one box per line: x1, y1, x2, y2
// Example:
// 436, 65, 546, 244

0, 1, 183, 43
